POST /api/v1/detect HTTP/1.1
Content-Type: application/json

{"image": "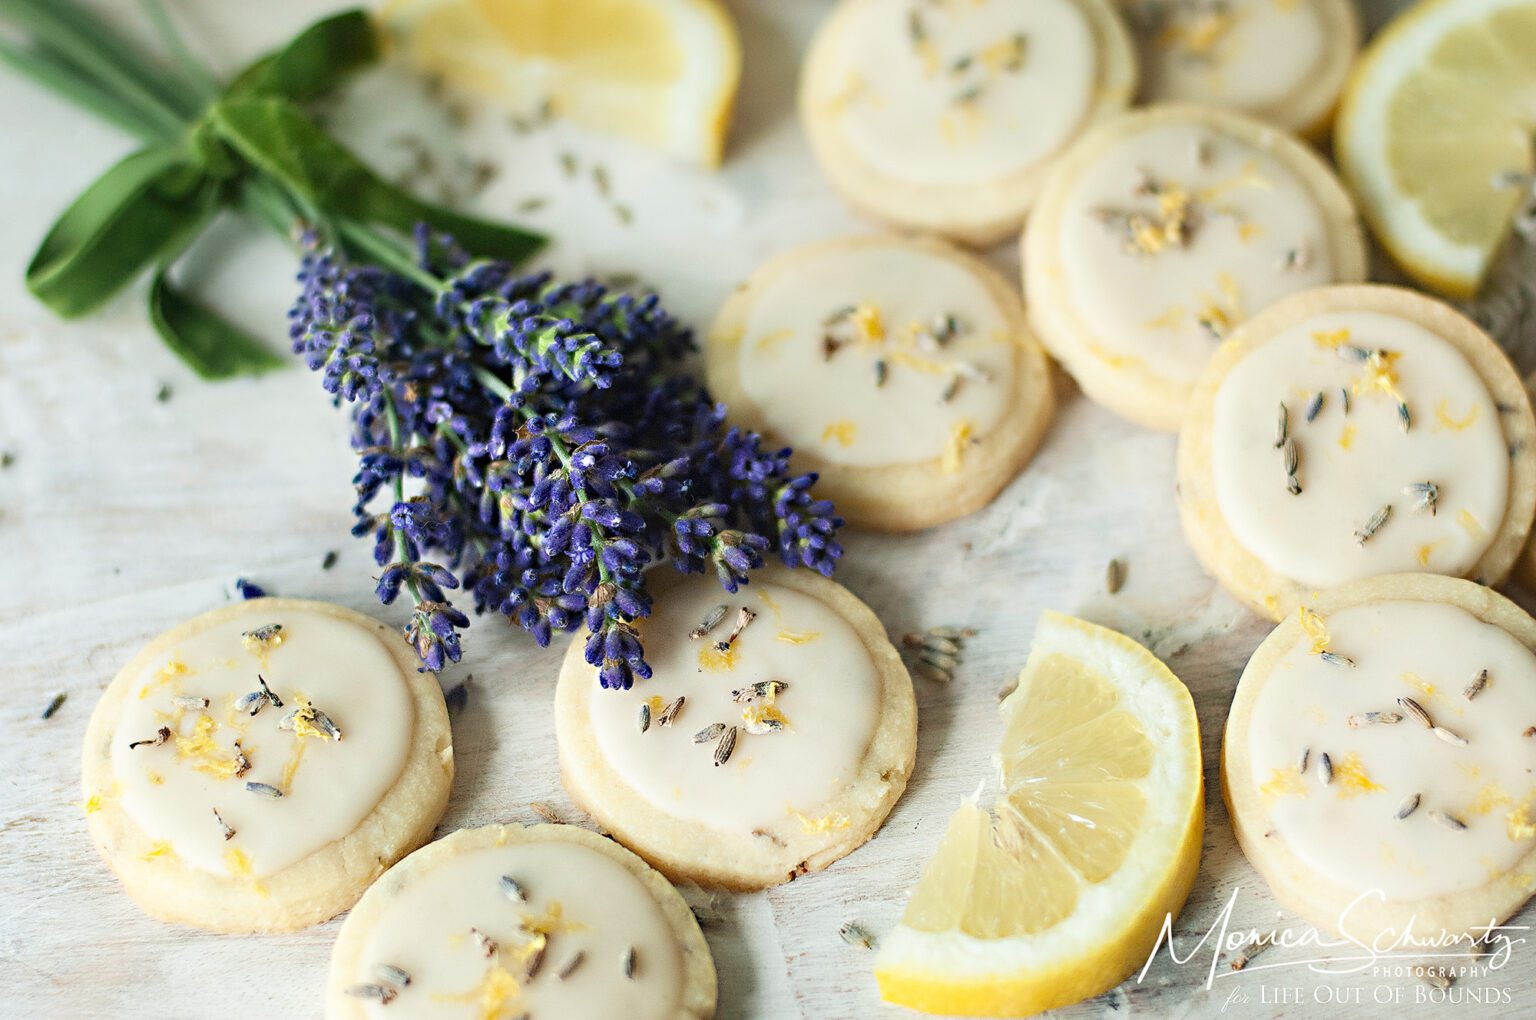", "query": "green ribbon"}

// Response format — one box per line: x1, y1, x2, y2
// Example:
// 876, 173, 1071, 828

19, 9, 546, 379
